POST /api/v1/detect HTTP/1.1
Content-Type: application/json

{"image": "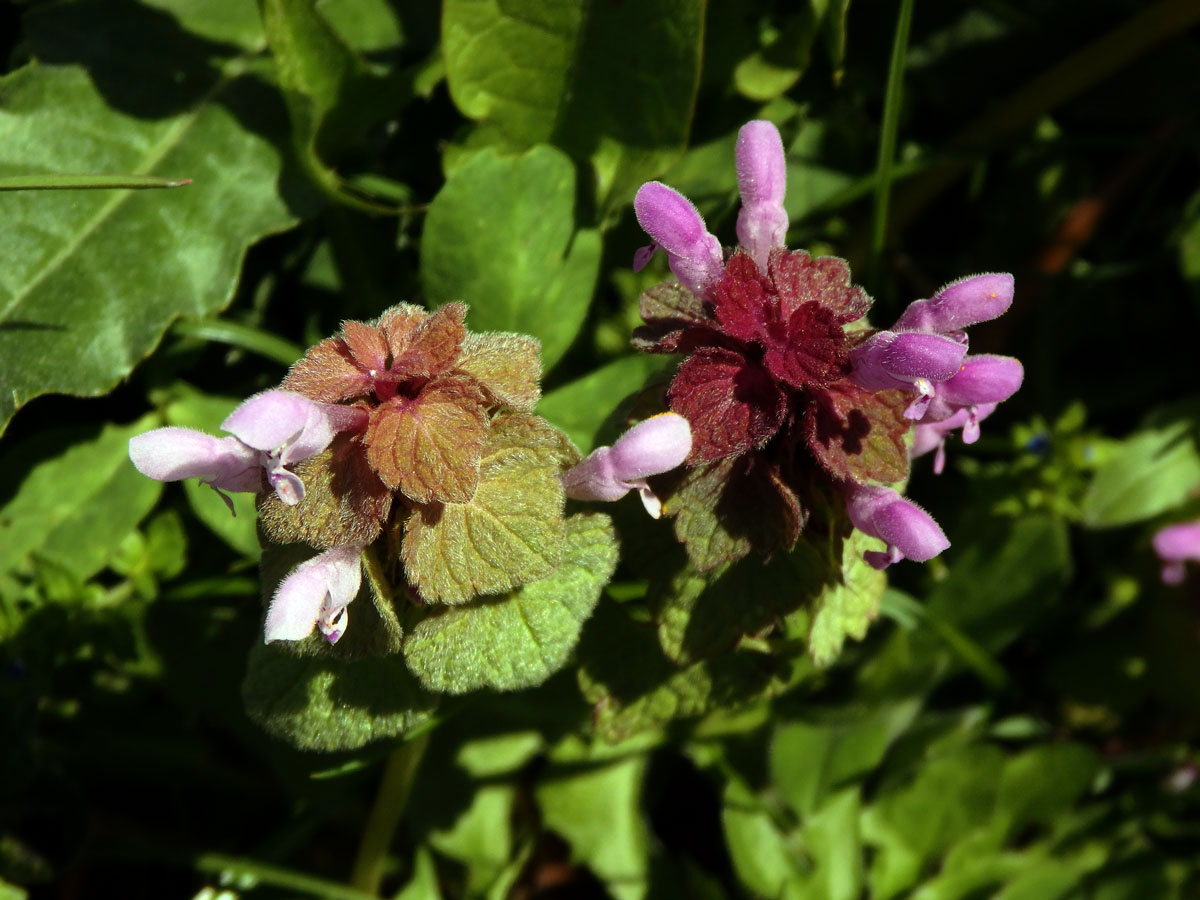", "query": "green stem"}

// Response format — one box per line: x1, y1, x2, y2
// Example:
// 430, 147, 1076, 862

194, 853, 378, 900
0, 174, 191, 190
170, 318, 302, 367
349, 732, 431, 895
868, 0, 916, 291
